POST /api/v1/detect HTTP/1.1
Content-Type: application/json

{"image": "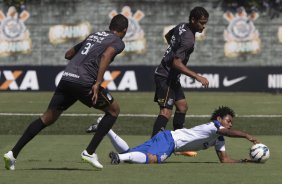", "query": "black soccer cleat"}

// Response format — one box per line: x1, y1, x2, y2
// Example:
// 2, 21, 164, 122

109, 151, 120, 165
